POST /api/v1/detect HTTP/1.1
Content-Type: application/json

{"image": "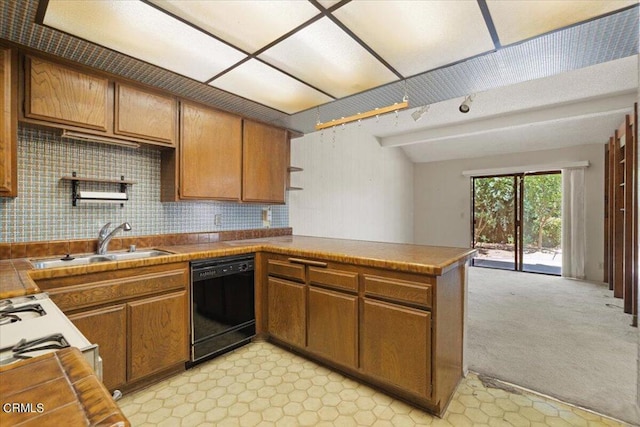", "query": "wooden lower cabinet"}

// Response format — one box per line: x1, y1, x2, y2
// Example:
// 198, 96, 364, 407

262, 253, 464, 416
361, 299, 431, 398
68, 305, 127, 391
128, 291, 188, 382
41, 262, 189, 392
307, 286, 357, 368
267, 277, 306, 347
